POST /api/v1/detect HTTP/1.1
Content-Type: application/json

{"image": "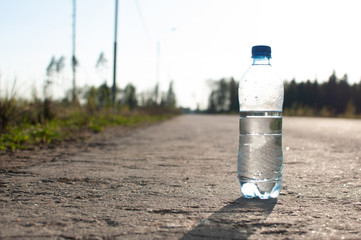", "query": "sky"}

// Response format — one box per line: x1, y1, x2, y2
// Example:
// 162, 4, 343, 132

1, 0, 361, 109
